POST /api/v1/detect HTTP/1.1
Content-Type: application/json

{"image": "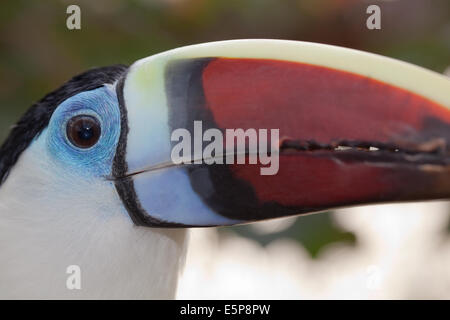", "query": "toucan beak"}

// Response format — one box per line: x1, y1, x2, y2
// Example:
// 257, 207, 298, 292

114, 39, 450, 227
